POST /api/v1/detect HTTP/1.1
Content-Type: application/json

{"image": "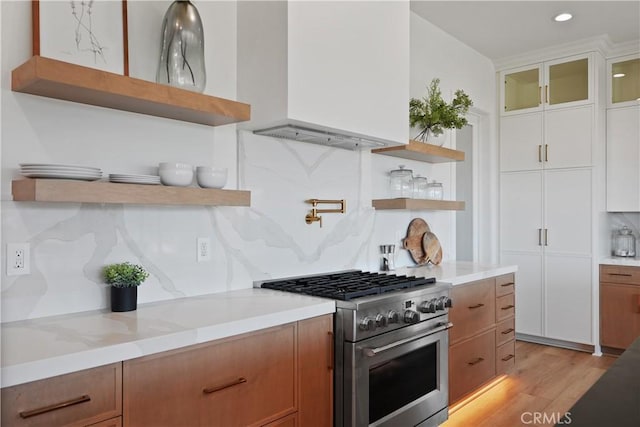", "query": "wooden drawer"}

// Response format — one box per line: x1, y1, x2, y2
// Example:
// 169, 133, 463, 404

496, 340, 516, 375
496, 318, 516, 346
449, 329, 496, 403
601, 265, 640, 285
1, 363, 122, 427
495, 273, 515, 297
124, 324, 296, 427
450, 279, 496, 343
496, 293, 515, 322
88, 417, 122, 427
600, 283, 640, 349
